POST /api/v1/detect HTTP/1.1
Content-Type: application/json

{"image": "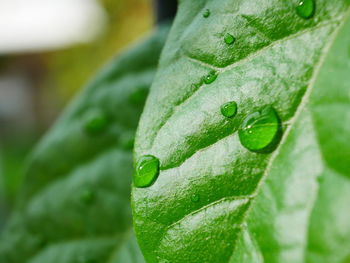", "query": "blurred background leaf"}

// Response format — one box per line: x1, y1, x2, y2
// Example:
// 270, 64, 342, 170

0, 0, 154, 224
0, 20, 170, 263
